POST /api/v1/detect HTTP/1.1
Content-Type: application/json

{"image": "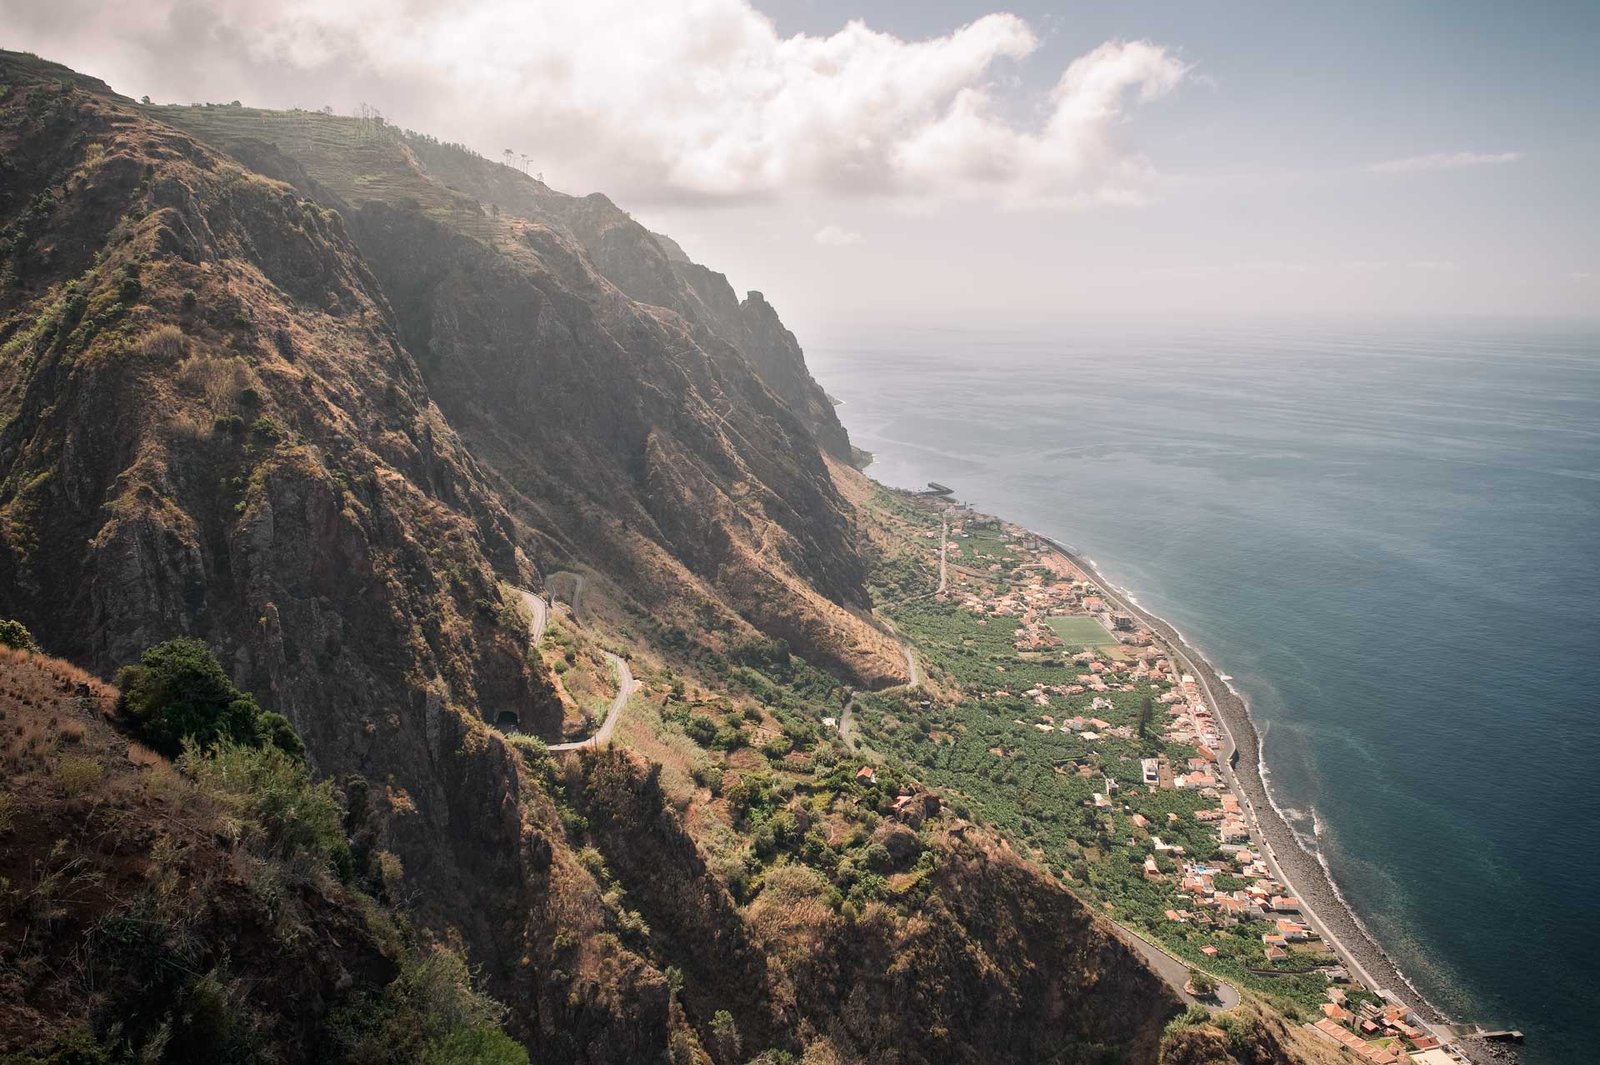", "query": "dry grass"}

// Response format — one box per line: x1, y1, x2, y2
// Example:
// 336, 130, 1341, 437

53, 754, 104, 796
138, 322, 188, 360
176, 352, 255, 418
